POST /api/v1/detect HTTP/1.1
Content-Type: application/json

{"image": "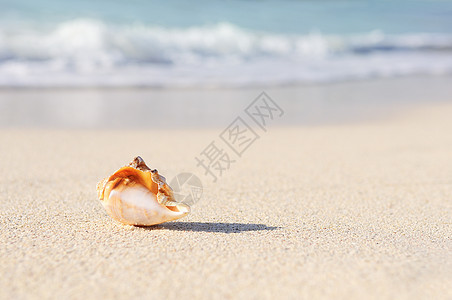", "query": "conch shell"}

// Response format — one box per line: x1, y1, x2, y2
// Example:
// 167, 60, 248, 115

96, 156, 190, 226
